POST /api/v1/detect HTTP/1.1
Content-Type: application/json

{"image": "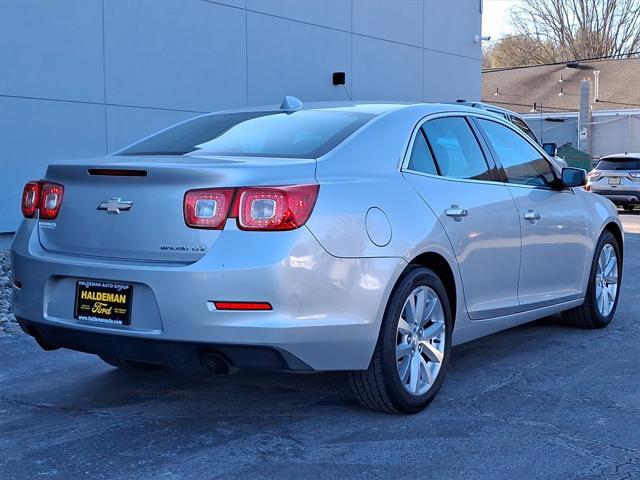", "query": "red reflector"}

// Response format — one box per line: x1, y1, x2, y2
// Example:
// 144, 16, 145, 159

213, 301, 272, 311
21, 181, 42, 218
